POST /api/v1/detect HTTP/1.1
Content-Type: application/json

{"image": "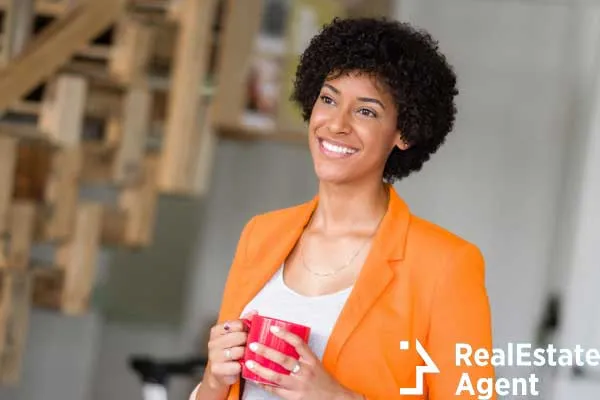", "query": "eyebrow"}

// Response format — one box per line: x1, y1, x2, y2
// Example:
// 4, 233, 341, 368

323, 83, 386, 109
